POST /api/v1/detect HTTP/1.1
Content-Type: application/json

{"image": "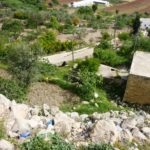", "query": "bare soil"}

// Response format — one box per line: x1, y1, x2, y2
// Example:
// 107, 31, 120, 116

27, 82, 80, 107
0, 69, 12, 80
105, 0, 150, 14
